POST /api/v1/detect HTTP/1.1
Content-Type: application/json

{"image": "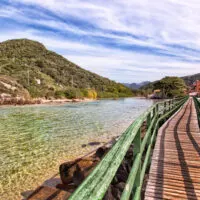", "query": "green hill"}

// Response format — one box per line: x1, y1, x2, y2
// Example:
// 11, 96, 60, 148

0, 39, 132, 99
139, 76, 186, 98
140, 73, 200, 90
